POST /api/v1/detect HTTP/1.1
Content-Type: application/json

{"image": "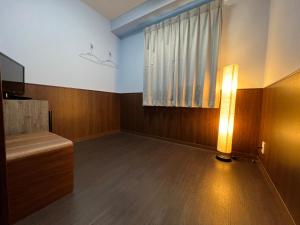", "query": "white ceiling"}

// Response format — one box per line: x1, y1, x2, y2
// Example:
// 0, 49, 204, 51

82, 0, 147, 20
